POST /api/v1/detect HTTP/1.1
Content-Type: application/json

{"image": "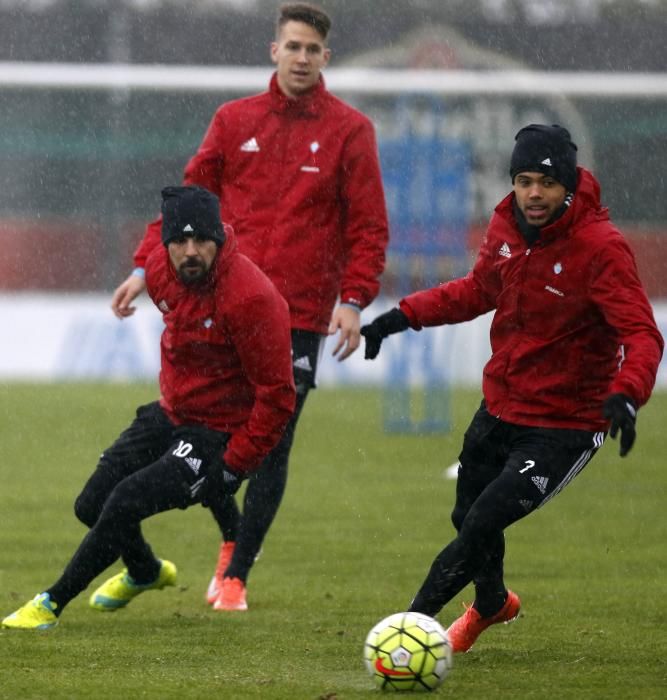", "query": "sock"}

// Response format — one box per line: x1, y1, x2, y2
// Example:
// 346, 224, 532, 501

42, 591, 62, 617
